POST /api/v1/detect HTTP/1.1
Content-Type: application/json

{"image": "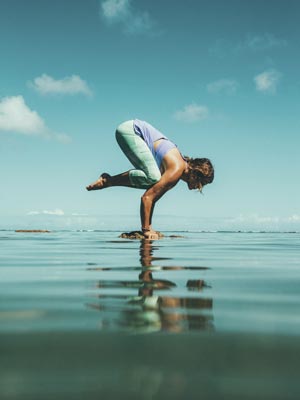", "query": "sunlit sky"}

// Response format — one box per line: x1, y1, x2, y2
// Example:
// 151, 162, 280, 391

1, 0, 299, 231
